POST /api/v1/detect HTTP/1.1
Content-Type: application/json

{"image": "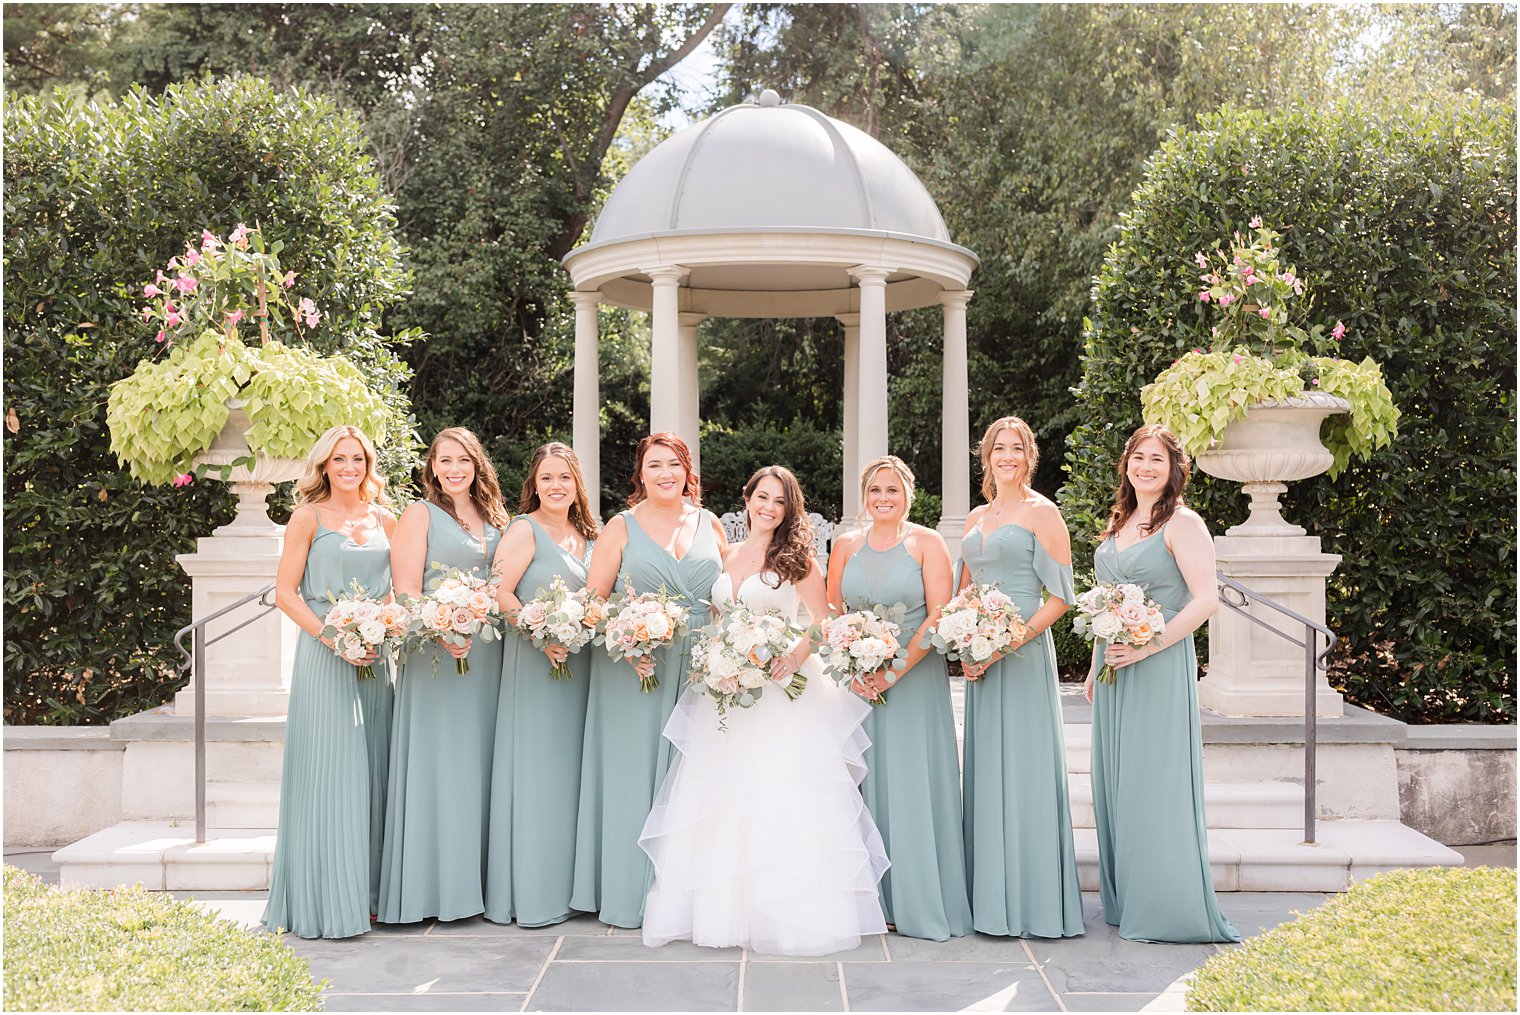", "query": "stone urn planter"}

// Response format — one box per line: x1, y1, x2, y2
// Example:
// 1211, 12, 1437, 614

1195, 393, 1351, 538
193, 400, 305, 535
